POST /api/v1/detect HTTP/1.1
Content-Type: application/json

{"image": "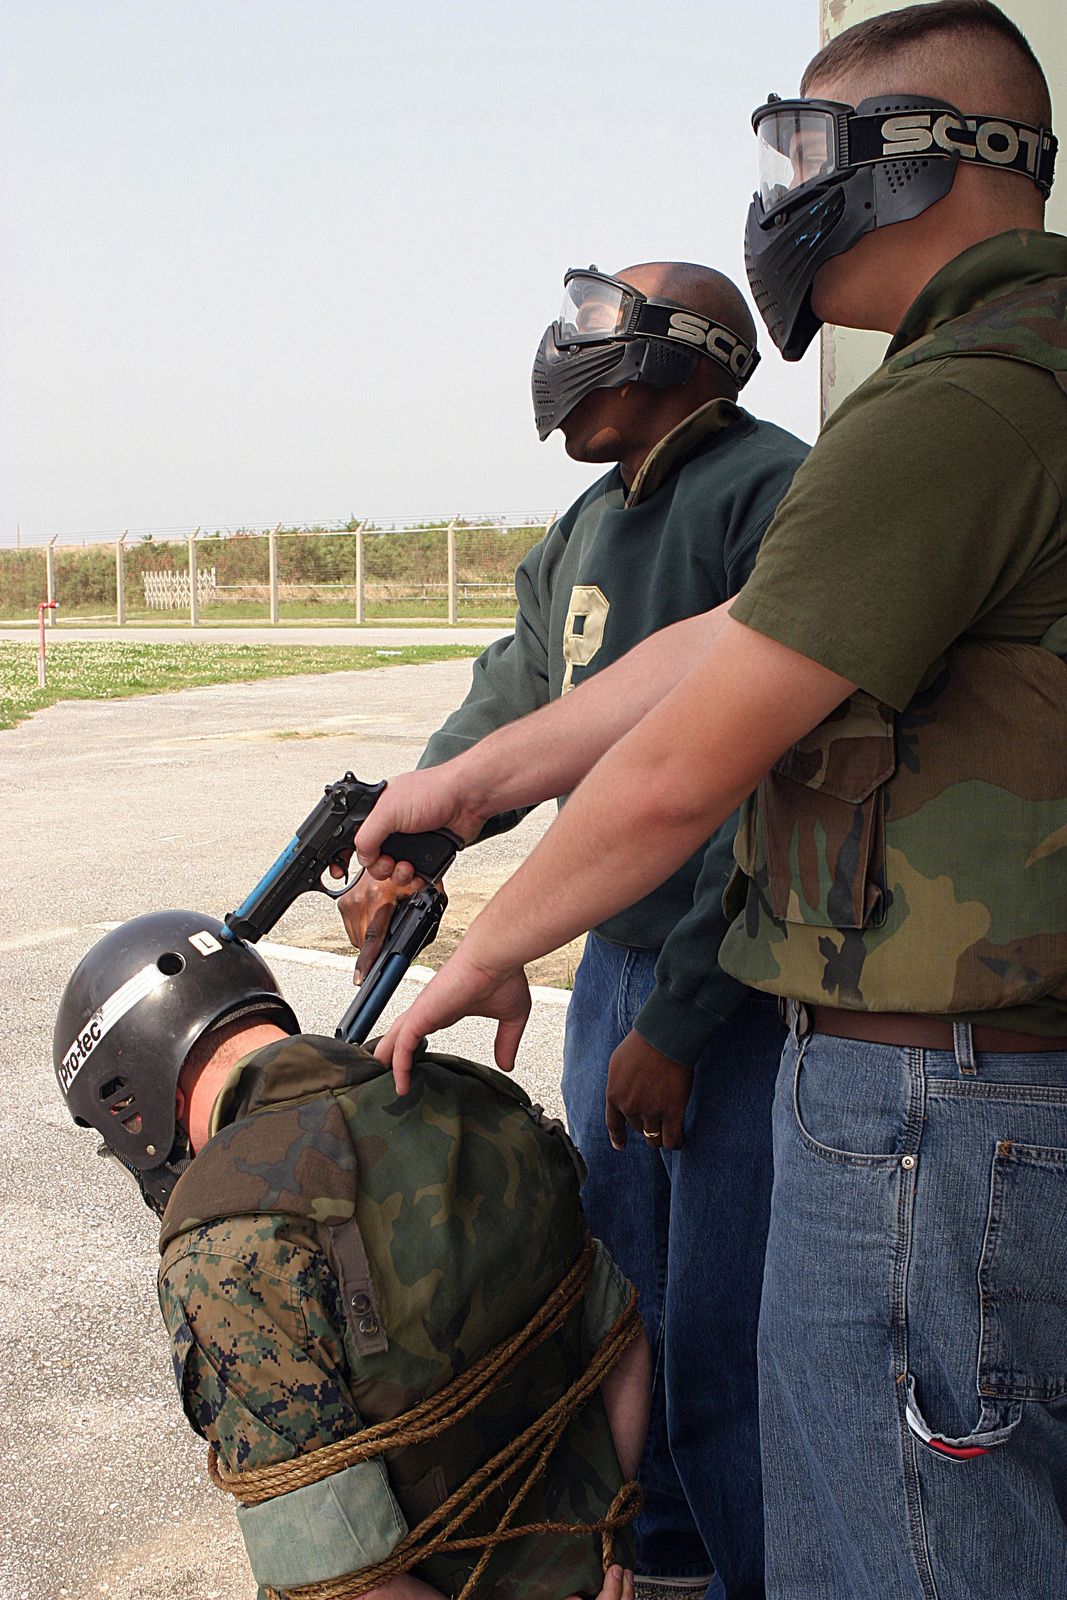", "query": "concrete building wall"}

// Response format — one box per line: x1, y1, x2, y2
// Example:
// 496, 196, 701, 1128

818, 0, 1067, 419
